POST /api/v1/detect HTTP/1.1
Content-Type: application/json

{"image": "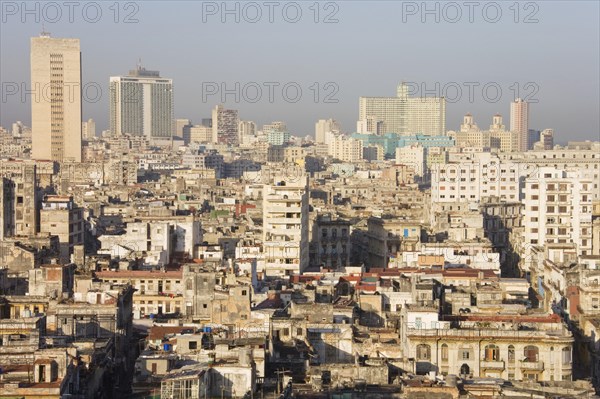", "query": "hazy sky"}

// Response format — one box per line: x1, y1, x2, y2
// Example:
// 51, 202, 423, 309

1, 1, 599, 141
